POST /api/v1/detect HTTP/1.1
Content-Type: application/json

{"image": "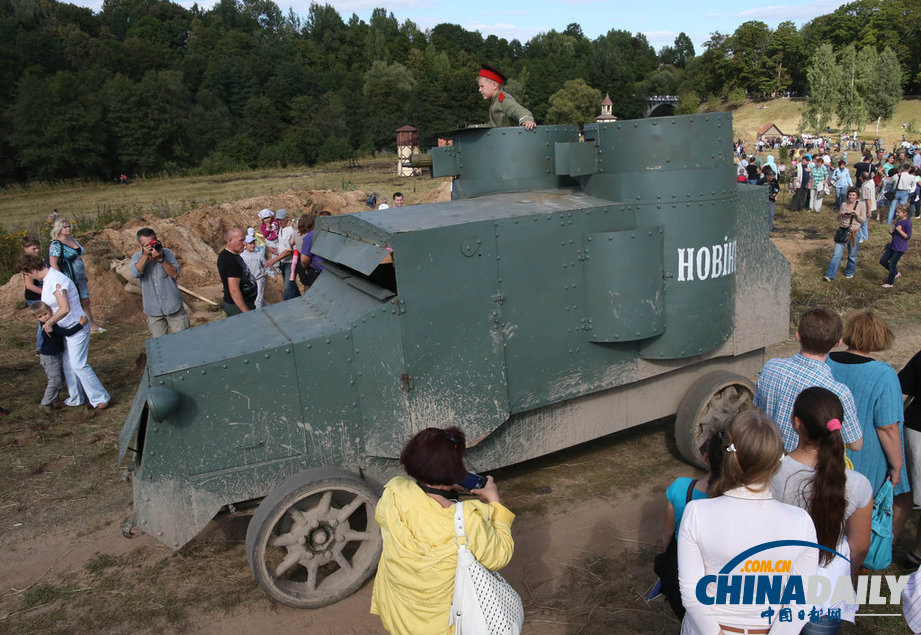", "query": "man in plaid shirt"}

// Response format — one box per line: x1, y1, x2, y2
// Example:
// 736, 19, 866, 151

754, 307, 864, 453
